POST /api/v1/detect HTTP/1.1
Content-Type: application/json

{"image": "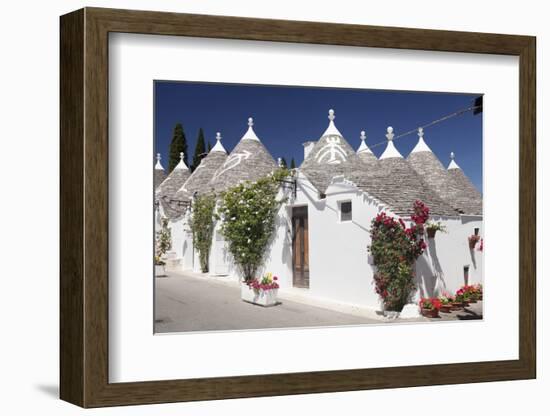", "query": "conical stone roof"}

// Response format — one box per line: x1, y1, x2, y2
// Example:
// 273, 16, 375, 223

209, 118, 277, 193
299, 109, 365, 193
154, 153, 166, 190
356, 130, 378, 168
174, 132, 228, 202
156, 152, 191, 219
446, 152, 482, 215
407, 128, 469, 214
353, 127, 456, 217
